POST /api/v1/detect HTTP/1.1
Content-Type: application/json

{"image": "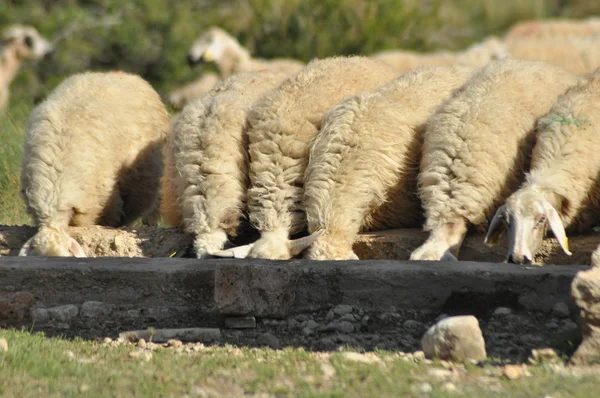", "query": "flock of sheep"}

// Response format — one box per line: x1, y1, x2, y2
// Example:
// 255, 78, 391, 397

6, 16, 600, 265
